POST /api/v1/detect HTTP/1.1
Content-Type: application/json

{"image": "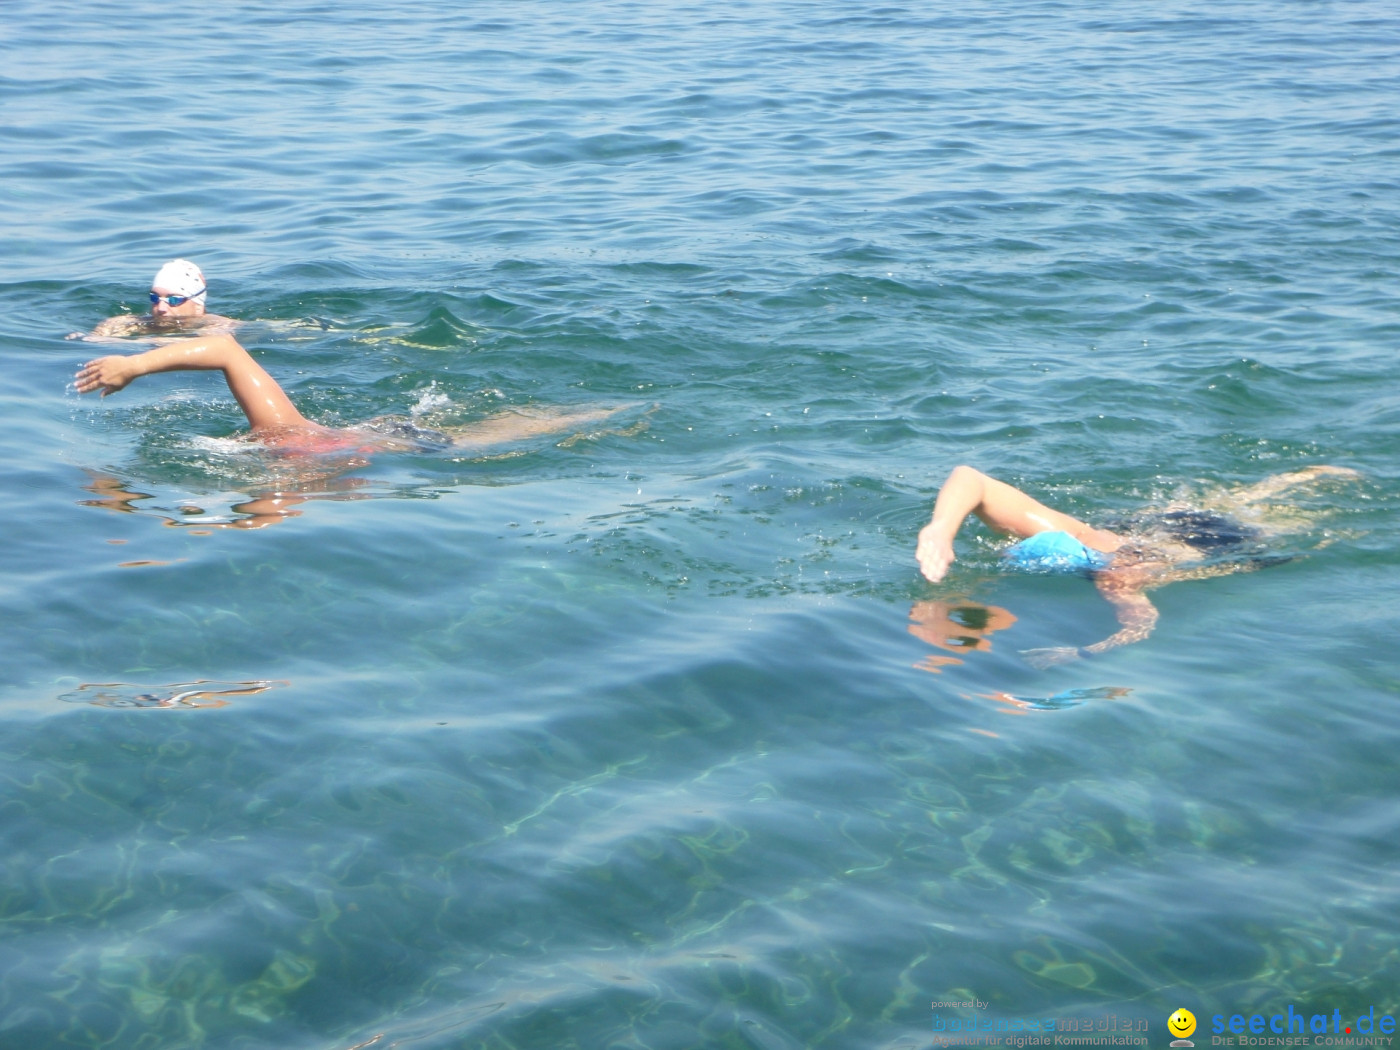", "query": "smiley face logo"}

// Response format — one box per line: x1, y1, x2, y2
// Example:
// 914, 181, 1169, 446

1168, 1009, 1197, 1040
